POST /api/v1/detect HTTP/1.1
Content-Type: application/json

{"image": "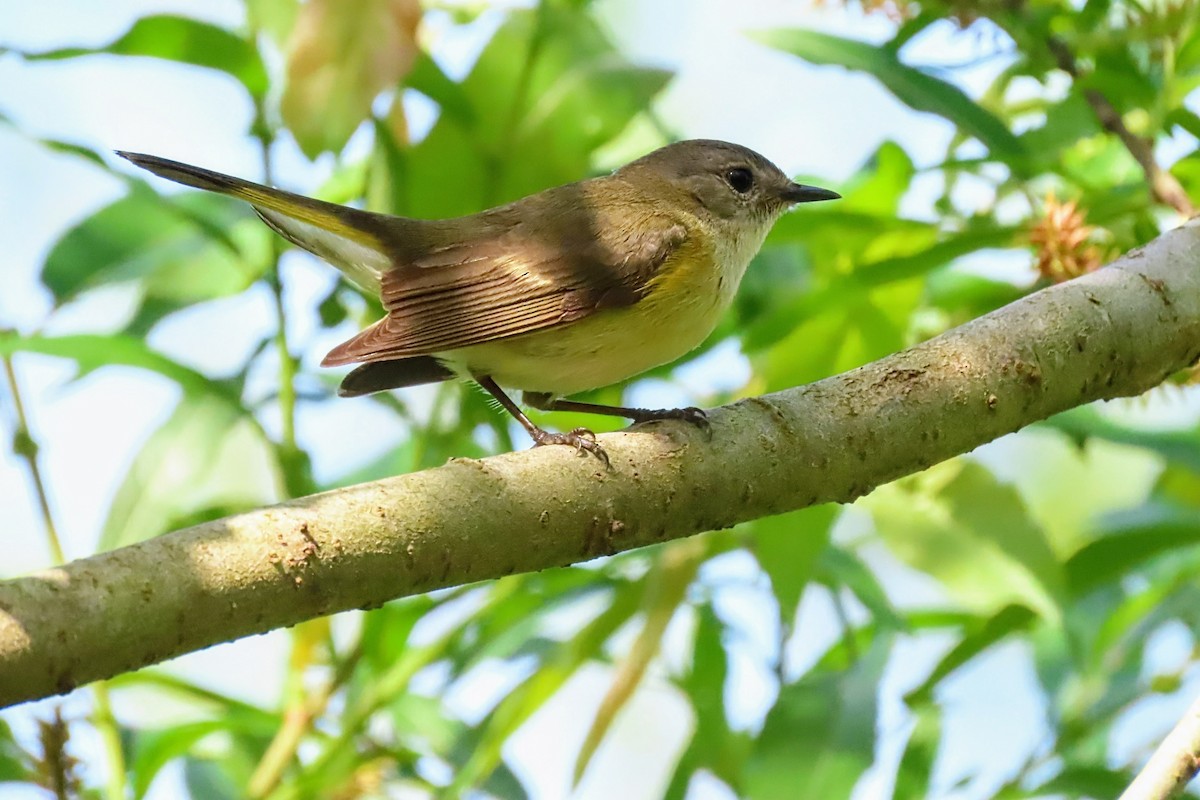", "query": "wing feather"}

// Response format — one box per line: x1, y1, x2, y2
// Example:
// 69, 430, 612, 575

323, 189, 688, 366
